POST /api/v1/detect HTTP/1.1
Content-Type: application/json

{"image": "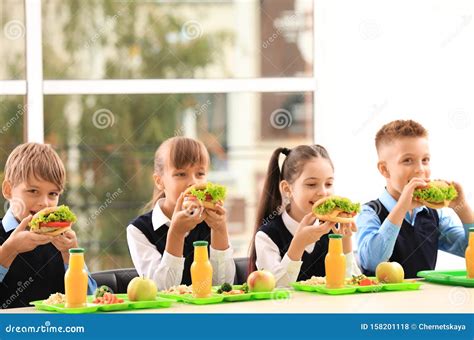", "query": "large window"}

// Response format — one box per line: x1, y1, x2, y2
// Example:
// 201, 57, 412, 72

0, 0, 25, 80
0, 96, 25, 215
1, 0, 26, 215
42, 0, 312, 79
0, 0, 316, 271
